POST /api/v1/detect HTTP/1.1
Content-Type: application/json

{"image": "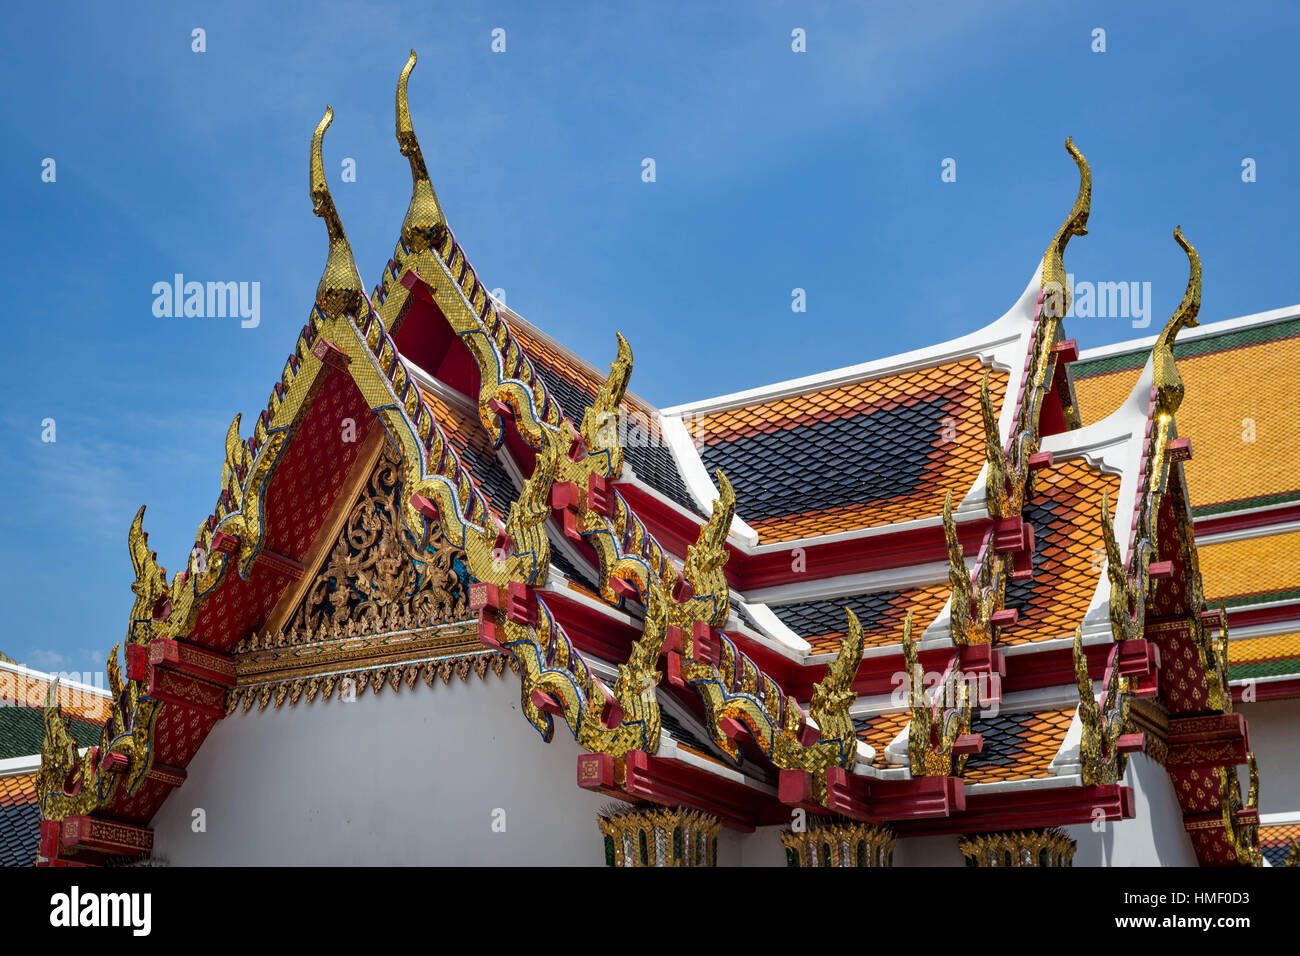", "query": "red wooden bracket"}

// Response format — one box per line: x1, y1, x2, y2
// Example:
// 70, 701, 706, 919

692, 622, 720, 666
148, 638, 236, 687
1167, 437, 1192, 462
486, 397, 515, 421
588, 473, 614, 517
577, 752, 617, 790
410, 493, 440, 523
210, 531, 241, 555
310, 337, 351, 371
778, 769, 817, 806
1149, 561, 1174, 580
506, 581, 535, 625
992, 516, 1025, 553
530, 689, 564, 716
550, 481, 580, 511
1052, 338, 1080, 363
124, 644, 150, 682
609, 577, 640, 602
1028, 451, 1055, 471
953, 733, 983, 756
1010, 524, 1036, 580
665, 650, 688, 688
990, 608, 1019, 628
469, 582, 502, 648
673, 574, 695, 602
1116, 733, 1146, 755
100, 752, 130, 774
255, 548, 306, 581
469, 582, 500, 613
719, 717, 747, 741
